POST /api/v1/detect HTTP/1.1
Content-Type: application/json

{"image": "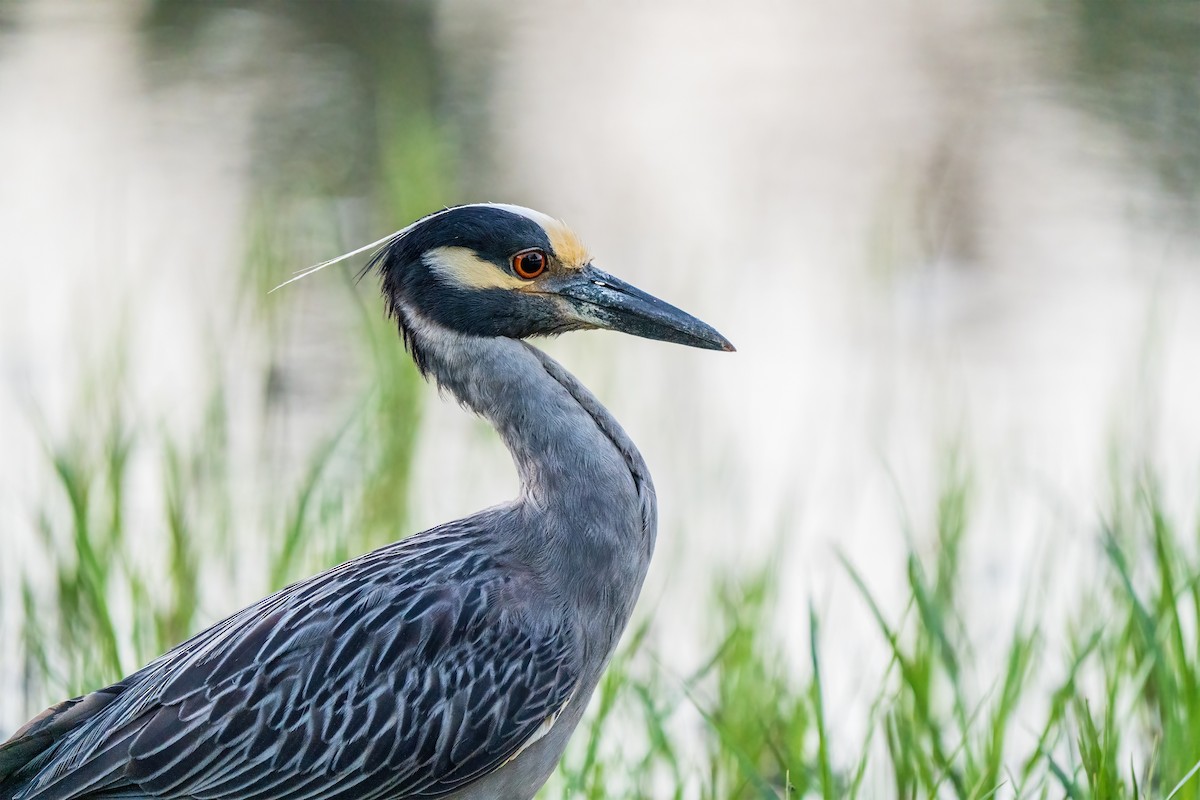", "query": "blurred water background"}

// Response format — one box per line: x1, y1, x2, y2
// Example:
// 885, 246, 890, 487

2, 0, 1200, 796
